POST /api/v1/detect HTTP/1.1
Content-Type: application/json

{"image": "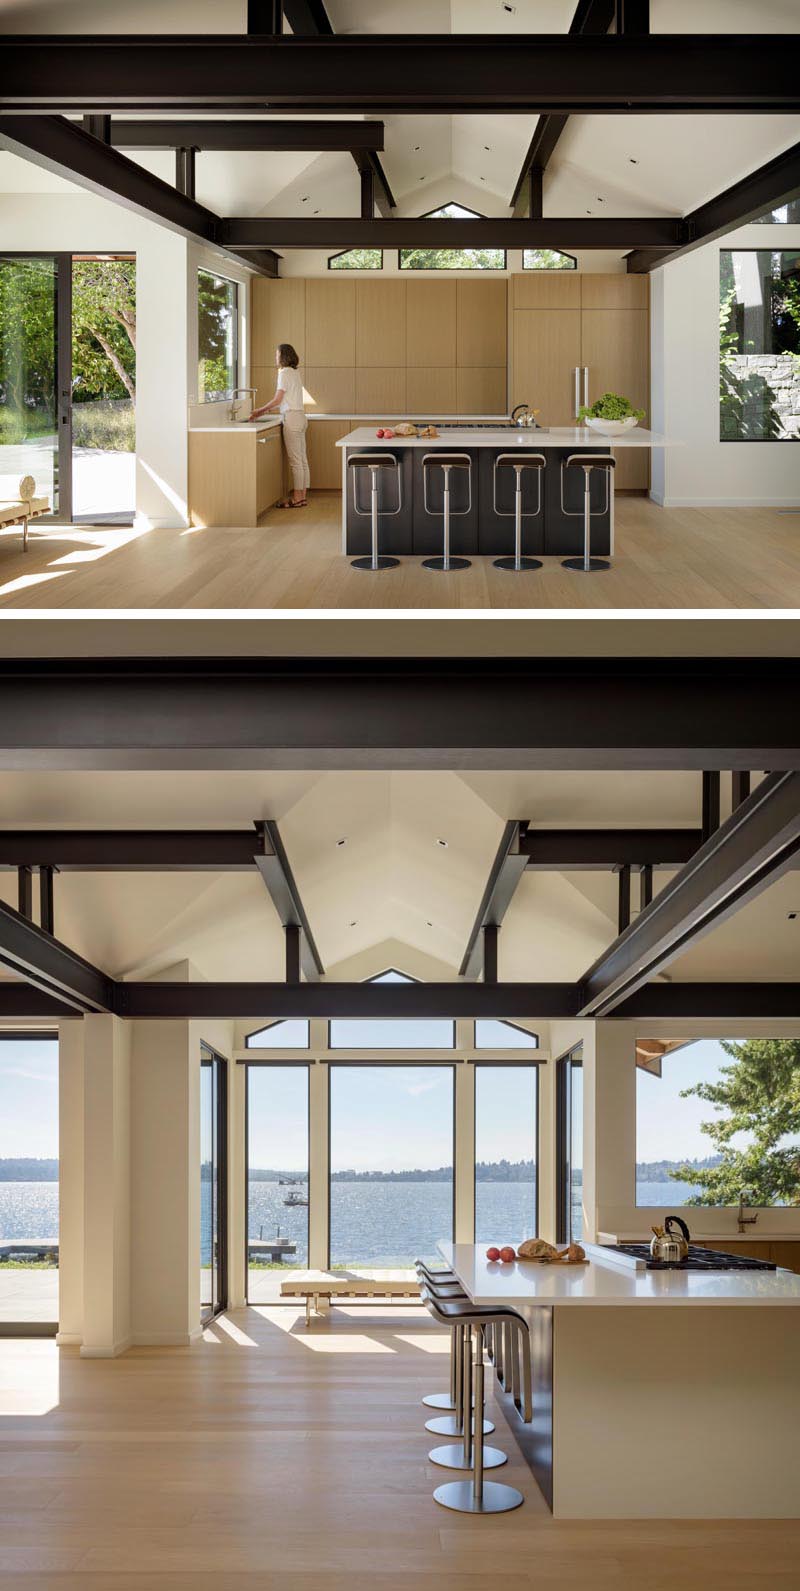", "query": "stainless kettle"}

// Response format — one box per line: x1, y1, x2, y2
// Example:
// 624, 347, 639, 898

650, 1215, 690, 1264
510, 403, 541, 429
